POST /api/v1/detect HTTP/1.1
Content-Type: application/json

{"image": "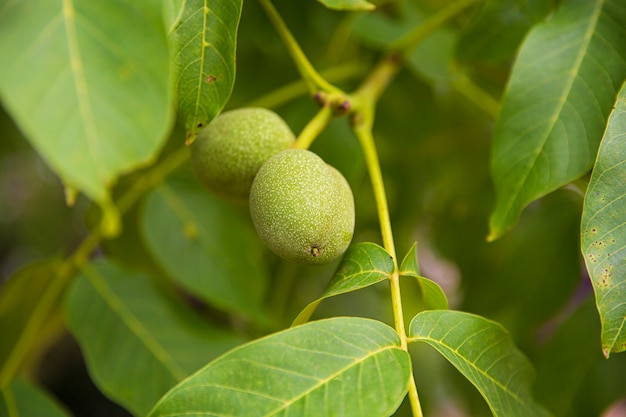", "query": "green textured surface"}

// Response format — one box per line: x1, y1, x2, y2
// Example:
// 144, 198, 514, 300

410, 310, 551, 417
249, 149, 355, 265
166, 0, 242, 139
149, 317, 410, 417
190, 108, 295, 200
